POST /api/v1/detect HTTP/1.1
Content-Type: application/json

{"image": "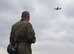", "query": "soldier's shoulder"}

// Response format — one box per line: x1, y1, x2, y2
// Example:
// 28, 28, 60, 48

27, 22, 33, 28
12, 21, 20, 27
